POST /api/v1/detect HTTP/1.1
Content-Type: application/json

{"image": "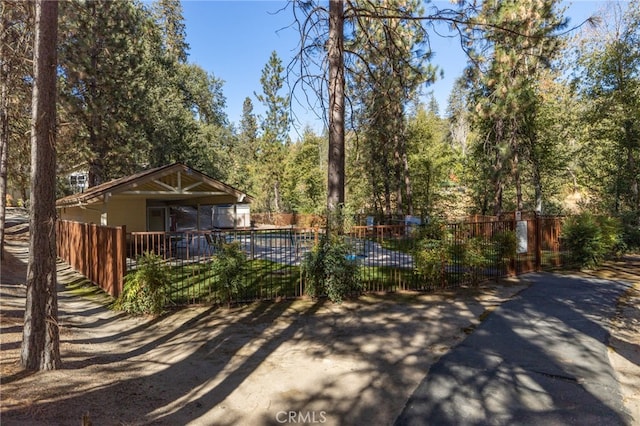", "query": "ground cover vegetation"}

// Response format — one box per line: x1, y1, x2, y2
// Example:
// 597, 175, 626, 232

115, 252, 172, 315
1, 0, 639, 369
302, 234, 363, 303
